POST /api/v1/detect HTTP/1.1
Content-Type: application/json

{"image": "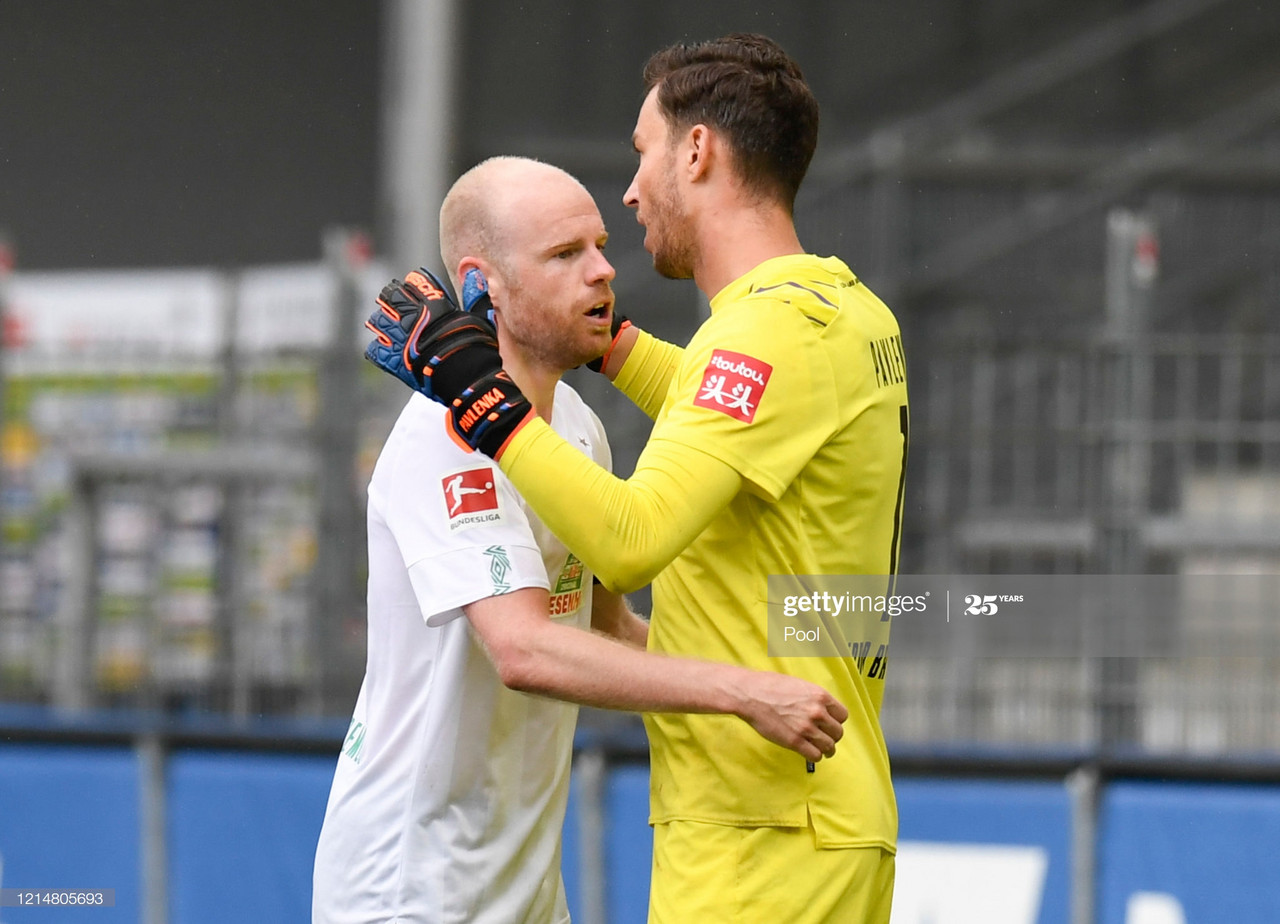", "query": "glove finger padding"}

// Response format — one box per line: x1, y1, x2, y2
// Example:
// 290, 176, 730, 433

365, 291, 427, 392
461, 267, 495, 326
364, 268, 461, 399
